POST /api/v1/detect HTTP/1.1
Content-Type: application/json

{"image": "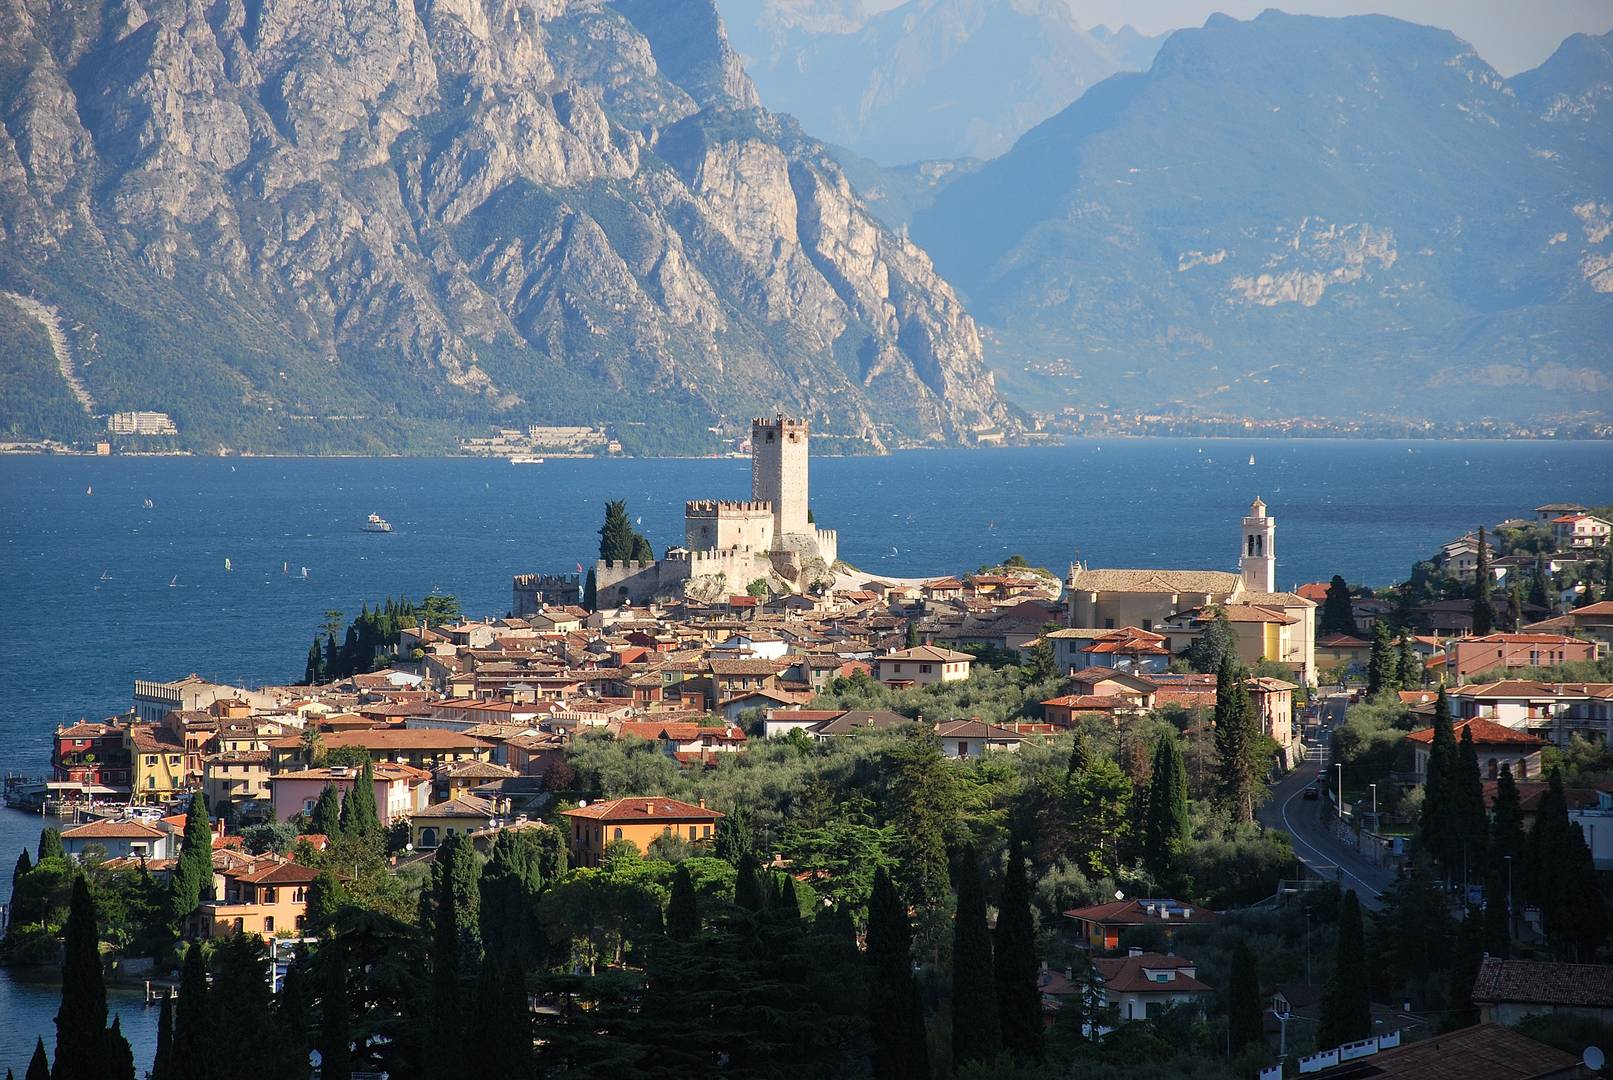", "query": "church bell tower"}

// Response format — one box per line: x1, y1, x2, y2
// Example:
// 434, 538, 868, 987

1240, 497, 1275, 592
